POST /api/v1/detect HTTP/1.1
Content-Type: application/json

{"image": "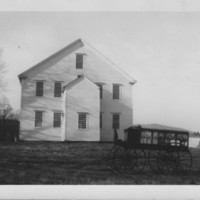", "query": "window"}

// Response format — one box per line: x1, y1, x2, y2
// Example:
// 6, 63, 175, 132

53, 112, 62, 128
112, 113, 120, 129
78, 112, 87, 129
100, 112, 103, 128
35, 111, 43, 127
76, 54, 83, 69
97, 84, 103, 99
54, 82, 62, 97
36, 81, 44, 97
113, 84, 120, 99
